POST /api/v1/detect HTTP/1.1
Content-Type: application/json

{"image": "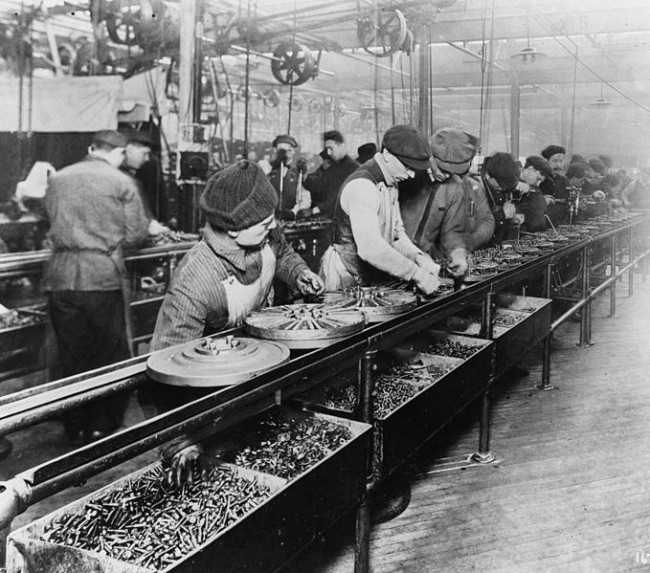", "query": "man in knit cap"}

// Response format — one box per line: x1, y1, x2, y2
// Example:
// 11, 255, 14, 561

151, 160, 323, 351
147, 160, 323, 485
320, 124, 441, 294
